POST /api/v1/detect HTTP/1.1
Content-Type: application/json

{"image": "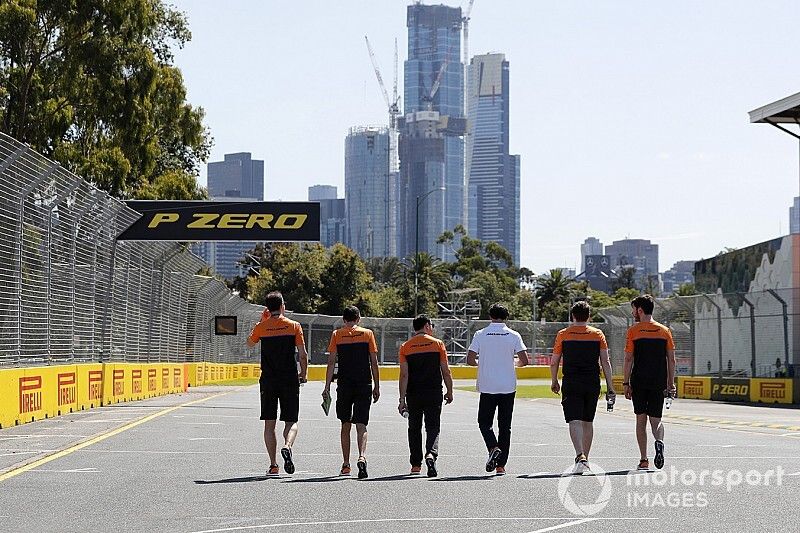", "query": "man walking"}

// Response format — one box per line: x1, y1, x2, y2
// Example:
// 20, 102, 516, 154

623, 295, 676, 470
247, 291, 308, 476
322, 306, 380, 479
467, 304, 529, 475
550, 301, 616, 473
398, 315, 454, 477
